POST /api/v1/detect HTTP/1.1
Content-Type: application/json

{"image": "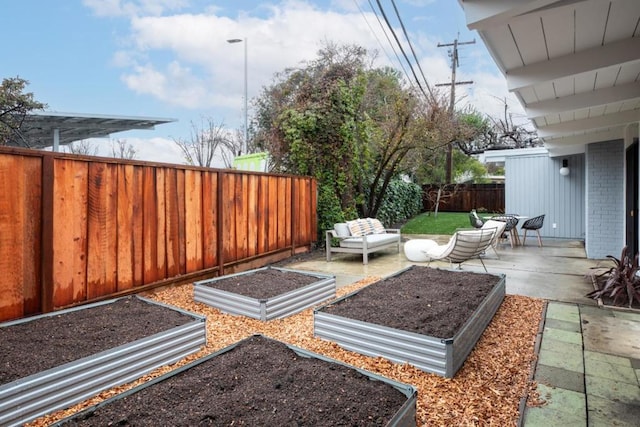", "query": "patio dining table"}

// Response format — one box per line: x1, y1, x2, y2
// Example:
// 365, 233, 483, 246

484, 215, 529, 247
